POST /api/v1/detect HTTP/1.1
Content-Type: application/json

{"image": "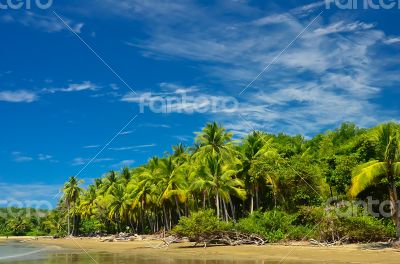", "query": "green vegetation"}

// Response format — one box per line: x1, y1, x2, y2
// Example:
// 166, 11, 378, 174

2, 121, 399, 243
